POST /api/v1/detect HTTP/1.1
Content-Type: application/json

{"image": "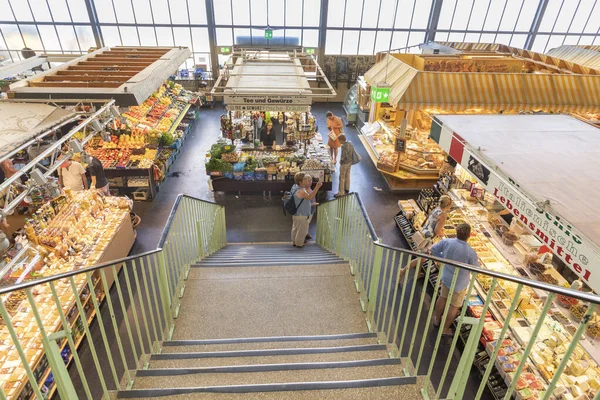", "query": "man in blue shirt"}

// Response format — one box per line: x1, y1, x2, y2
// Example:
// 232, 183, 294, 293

430, 223, 478, 336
